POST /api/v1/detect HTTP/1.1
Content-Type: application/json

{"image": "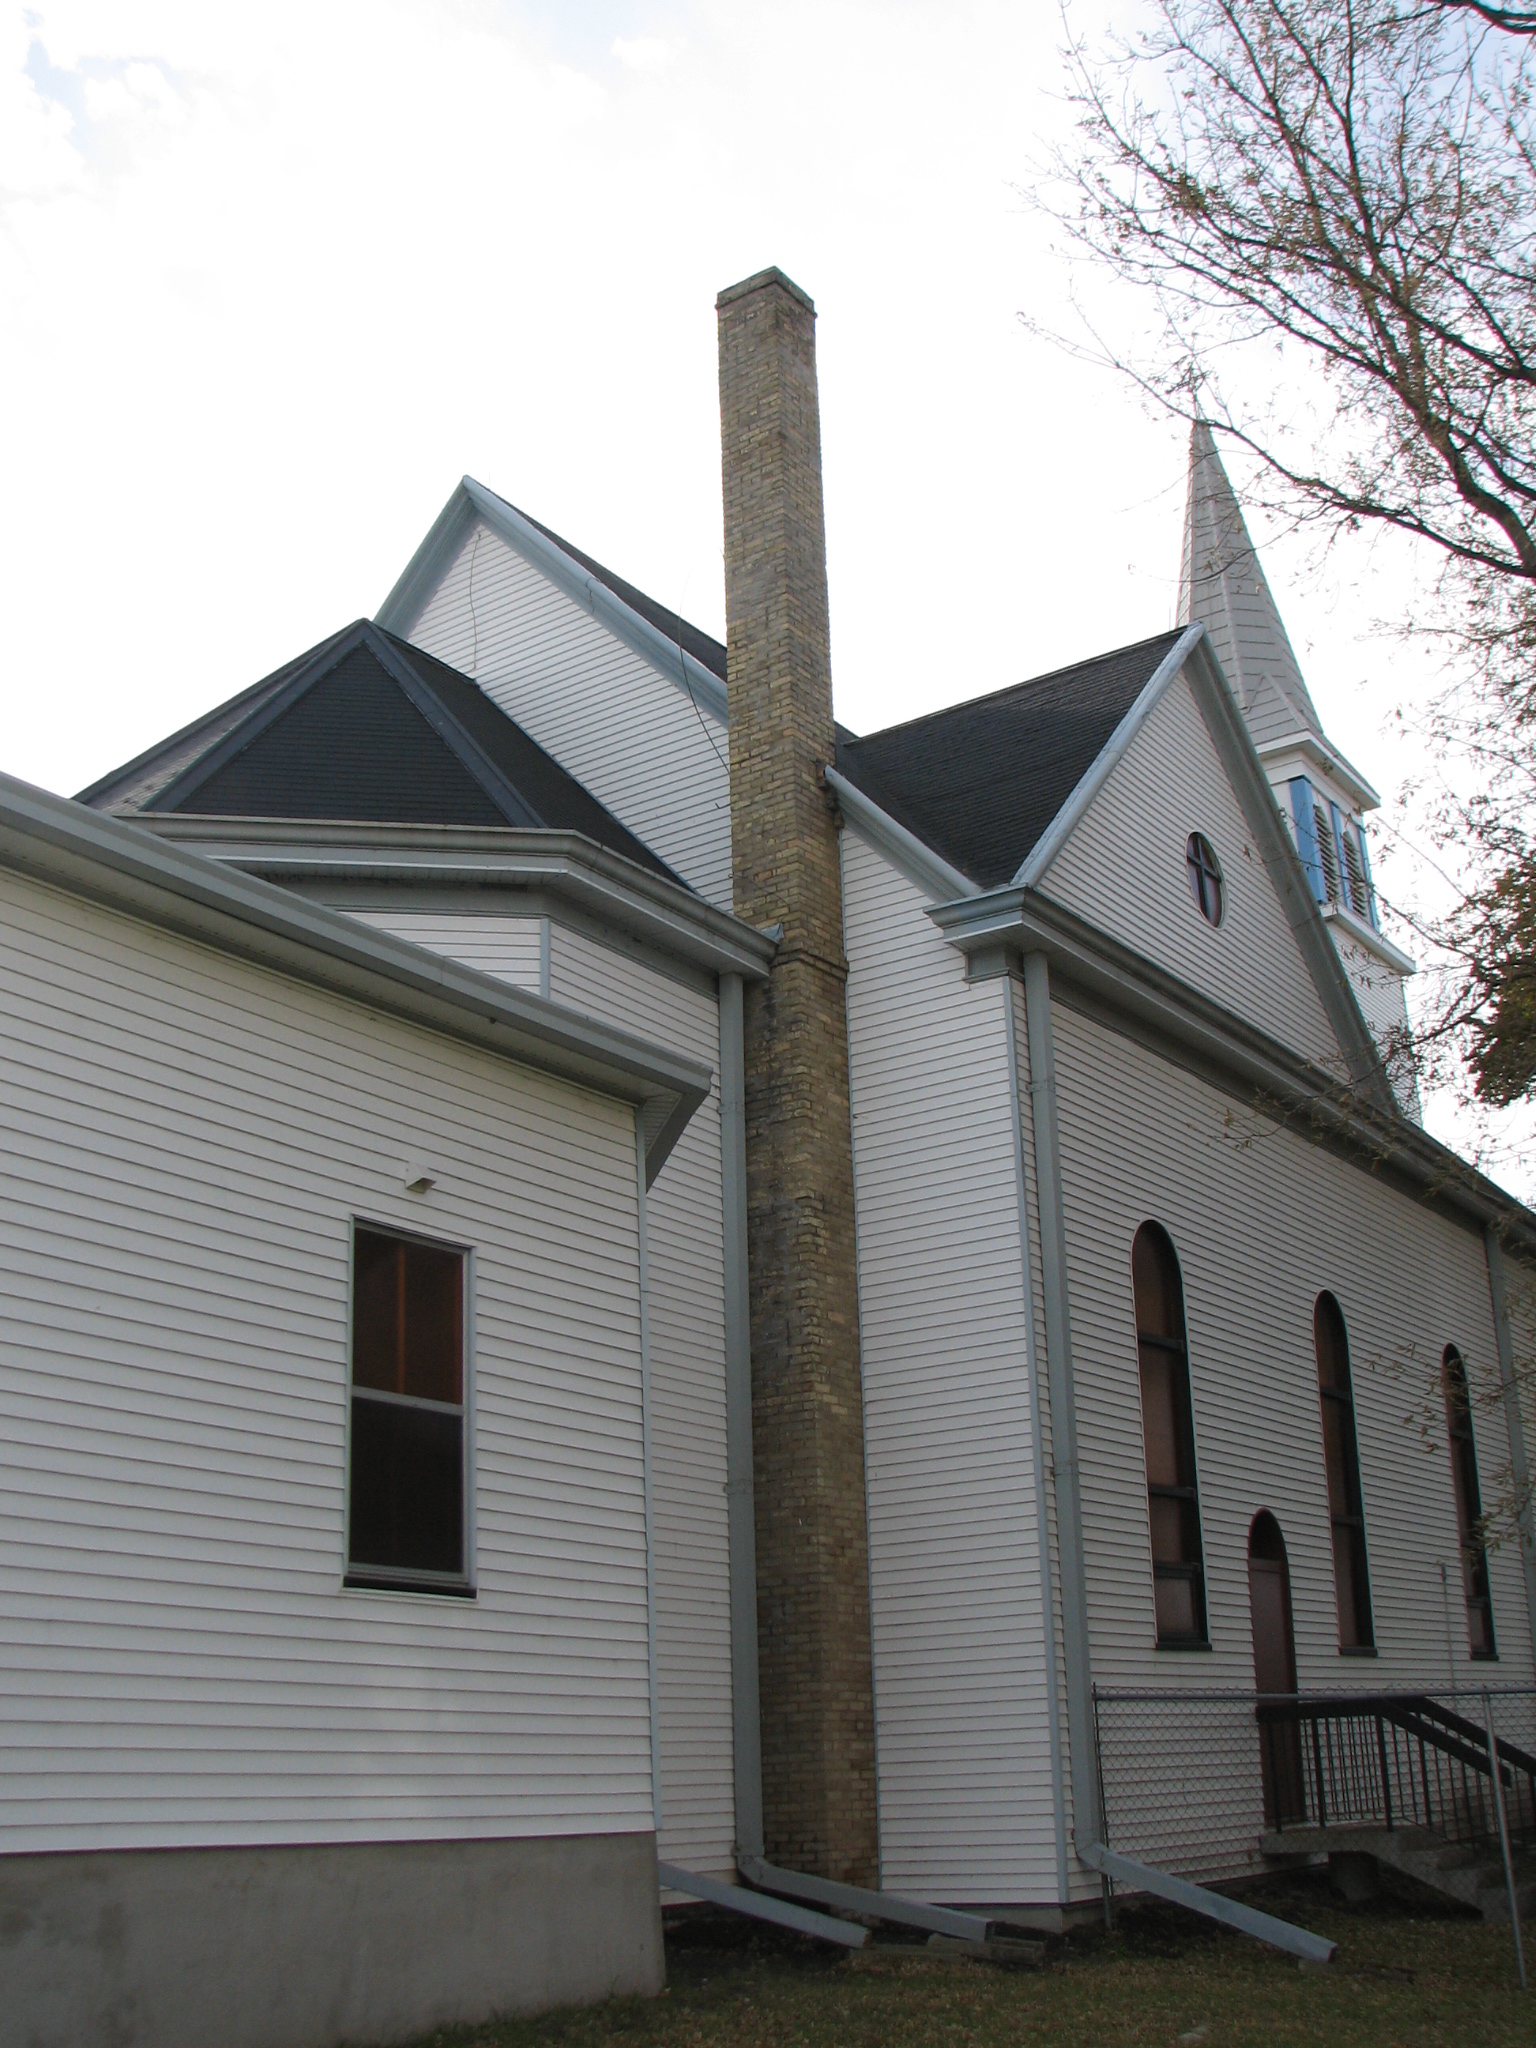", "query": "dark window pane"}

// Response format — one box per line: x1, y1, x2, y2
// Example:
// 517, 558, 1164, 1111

353, 1228, 402, 1395
403, 1240, 463, 1405
349, 1397, 463, 1577
353, 1230, 463, 1402
1132, 1229, 1183, 1342
1319, 1399, 1353, 1517
1154, 1573, 1200, 1640
1314, 1294, 1350, 1392
1139, 1351, 1183, 1490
